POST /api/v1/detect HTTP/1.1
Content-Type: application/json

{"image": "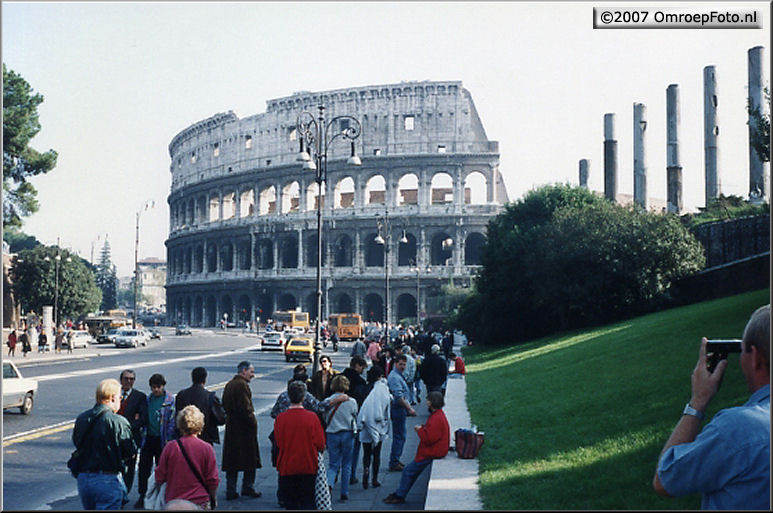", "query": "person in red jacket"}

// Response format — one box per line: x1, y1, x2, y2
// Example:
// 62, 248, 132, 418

274, 380, 326, 510
449, 352, 466, 375
382, 391, 450, 505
